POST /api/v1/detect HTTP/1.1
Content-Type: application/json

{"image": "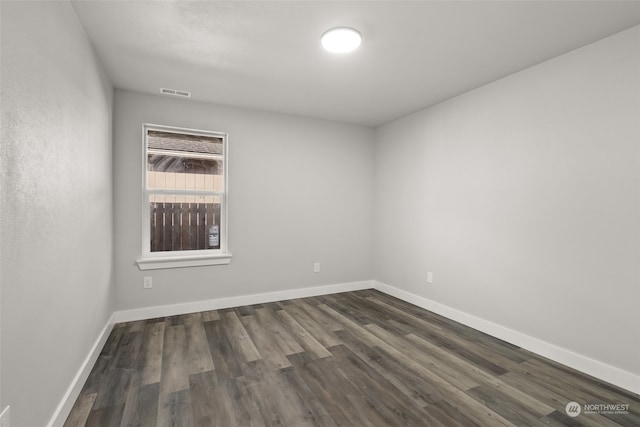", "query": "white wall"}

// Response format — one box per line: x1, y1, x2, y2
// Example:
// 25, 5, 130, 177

0, 2, 114, 426
374, 26, 640, 377
113, 90, 374, 311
